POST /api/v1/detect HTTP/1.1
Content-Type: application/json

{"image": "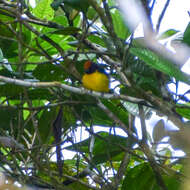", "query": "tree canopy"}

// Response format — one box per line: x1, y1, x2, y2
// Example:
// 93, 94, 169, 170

0, 0, 190, 189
